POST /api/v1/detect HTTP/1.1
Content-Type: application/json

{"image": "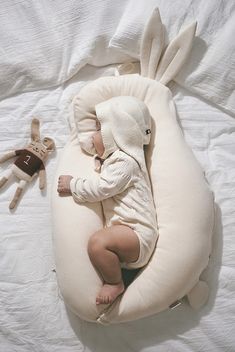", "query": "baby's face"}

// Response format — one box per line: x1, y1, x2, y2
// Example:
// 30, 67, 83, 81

92, 120, 105, 157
